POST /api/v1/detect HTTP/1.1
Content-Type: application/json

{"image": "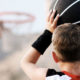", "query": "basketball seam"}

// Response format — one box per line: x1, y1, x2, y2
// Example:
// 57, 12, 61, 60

53, 0, 59, 9
60, 0, 80, 16
73, 21, 80, 24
